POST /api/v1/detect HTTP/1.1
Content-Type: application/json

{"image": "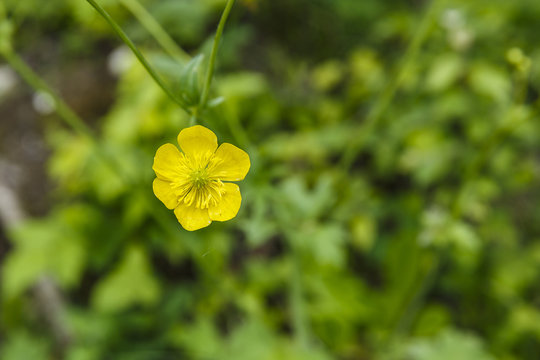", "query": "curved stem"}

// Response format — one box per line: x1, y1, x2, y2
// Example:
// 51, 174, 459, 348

1, 49, 94, 139
199, 0, 235, 111
119, 0, 190, 62
1, 47, 182, 240
86, 0, 191, 114
0, 48, 139, 185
